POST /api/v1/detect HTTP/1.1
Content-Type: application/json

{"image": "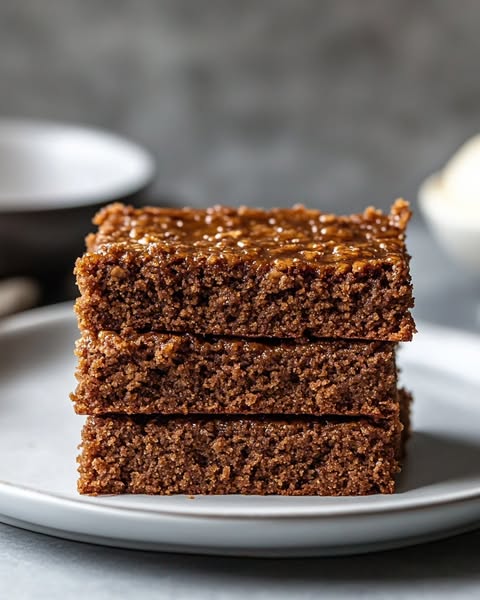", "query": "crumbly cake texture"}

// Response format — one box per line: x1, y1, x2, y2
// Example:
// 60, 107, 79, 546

77, 394, 410, 496
399, 388, 412, 451
74, 201, 415, 341
72, 331, 397, 416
